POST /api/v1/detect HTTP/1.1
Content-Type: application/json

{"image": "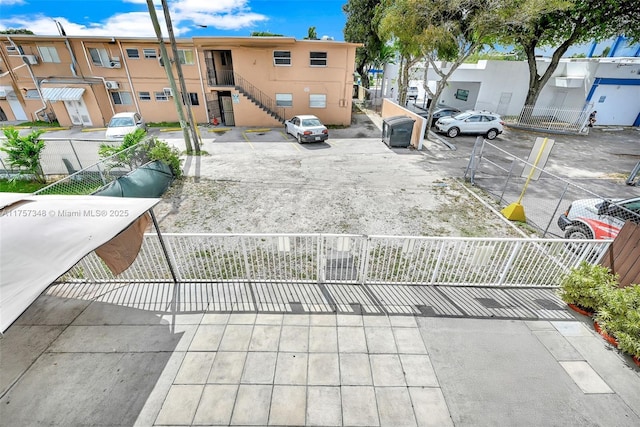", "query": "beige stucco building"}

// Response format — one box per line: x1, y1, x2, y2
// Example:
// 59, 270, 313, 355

0, 35, 359, 128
